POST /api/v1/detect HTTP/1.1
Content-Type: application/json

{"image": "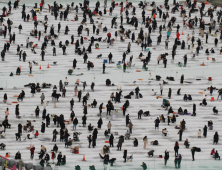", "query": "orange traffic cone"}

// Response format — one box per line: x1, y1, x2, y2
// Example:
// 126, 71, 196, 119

47, 63, 50, 68
207, 56, 209, 60
39, 65, 42, 69
200, 61, 205, 66
182, 31, 184, 35
82, 155, 86, 161
126, 61, 129, 66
